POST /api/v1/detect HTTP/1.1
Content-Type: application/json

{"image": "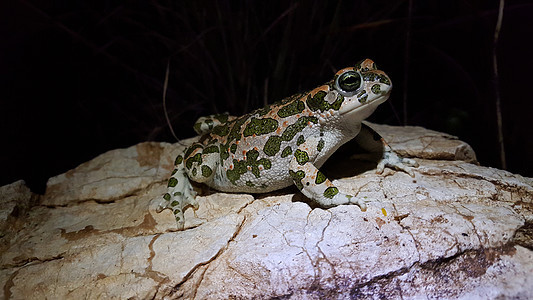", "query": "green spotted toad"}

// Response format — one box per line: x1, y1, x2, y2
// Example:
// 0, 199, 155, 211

159, 59, 417, 229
